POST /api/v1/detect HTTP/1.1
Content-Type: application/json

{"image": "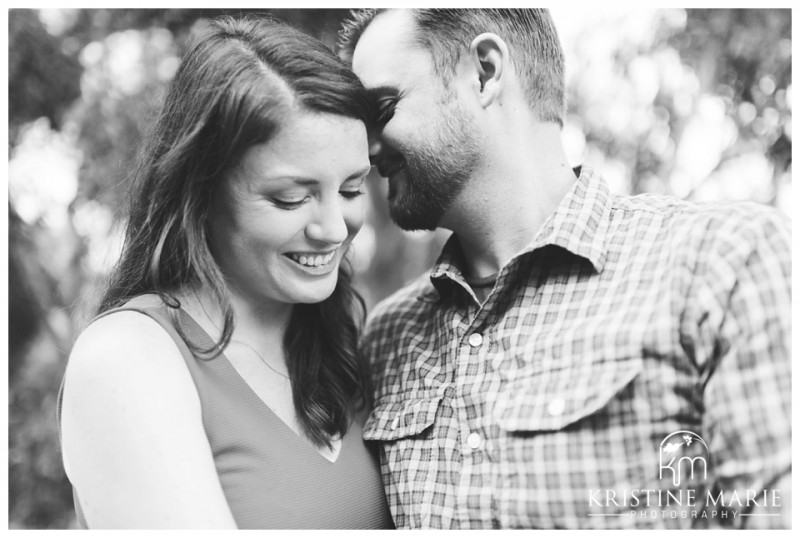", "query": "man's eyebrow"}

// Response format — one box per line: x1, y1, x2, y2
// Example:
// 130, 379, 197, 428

366, 86, 398, 98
